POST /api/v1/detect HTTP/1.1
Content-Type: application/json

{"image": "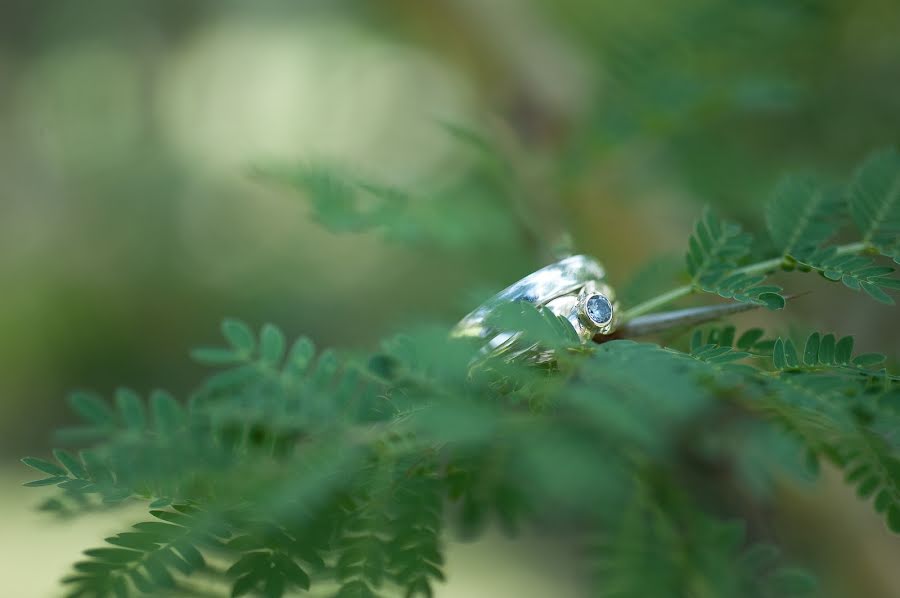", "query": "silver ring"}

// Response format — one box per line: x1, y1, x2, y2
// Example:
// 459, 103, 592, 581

452, 255, 618, 359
